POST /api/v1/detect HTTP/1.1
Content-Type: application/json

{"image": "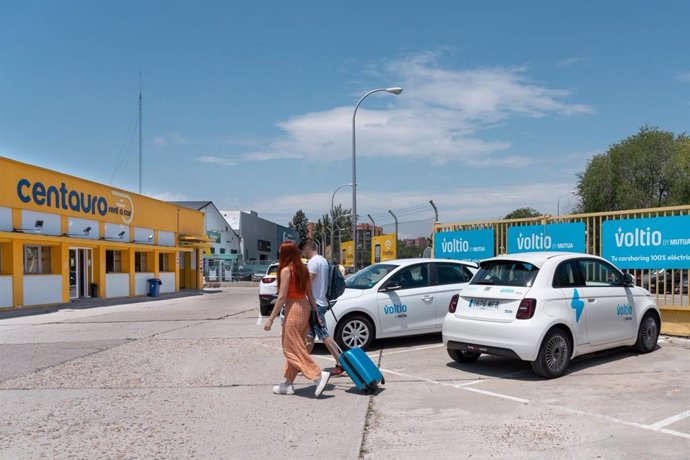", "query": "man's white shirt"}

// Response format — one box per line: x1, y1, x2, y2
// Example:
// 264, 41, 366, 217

307, 254, 329, 307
